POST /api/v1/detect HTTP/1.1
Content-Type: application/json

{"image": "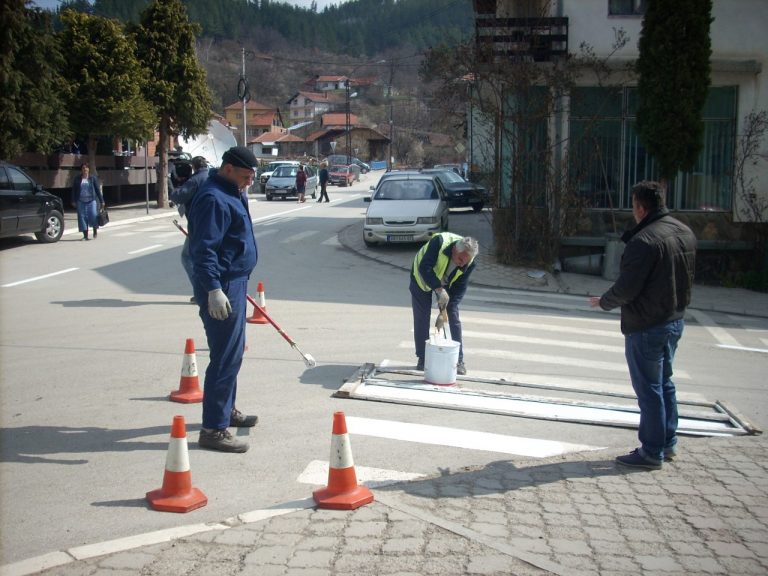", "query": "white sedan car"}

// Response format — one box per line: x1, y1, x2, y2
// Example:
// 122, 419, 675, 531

362, 173, 449, 246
